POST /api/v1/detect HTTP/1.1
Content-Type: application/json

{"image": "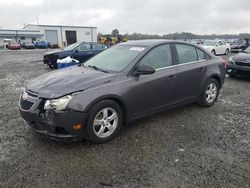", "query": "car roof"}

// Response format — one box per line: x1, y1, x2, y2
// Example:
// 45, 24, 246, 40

117, 39, 198, 47
117, 39, 174, 47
